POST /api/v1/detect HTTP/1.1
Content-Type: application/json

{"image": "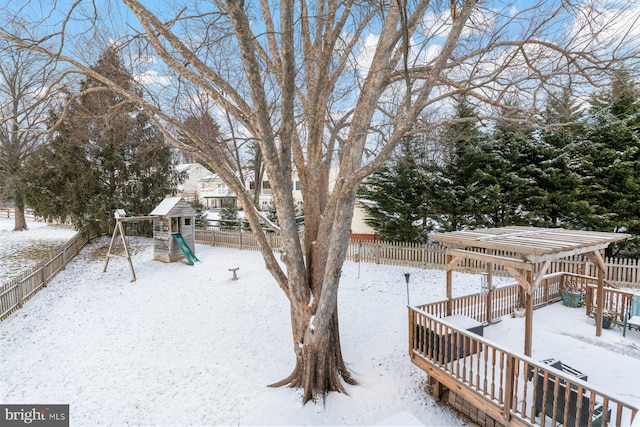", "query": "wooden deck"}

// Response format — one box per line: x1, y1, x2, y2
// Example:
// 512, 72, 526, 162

410, 274, 639, 427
